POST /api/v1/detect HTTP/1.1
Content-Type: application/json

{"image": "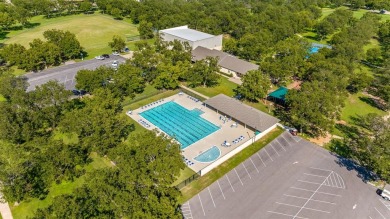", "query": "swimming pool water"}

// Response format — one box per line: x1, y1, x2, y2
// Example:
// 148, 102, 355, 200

194, 146, 221, 163
140, 101, 220, 149
309, 47, 319, 54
